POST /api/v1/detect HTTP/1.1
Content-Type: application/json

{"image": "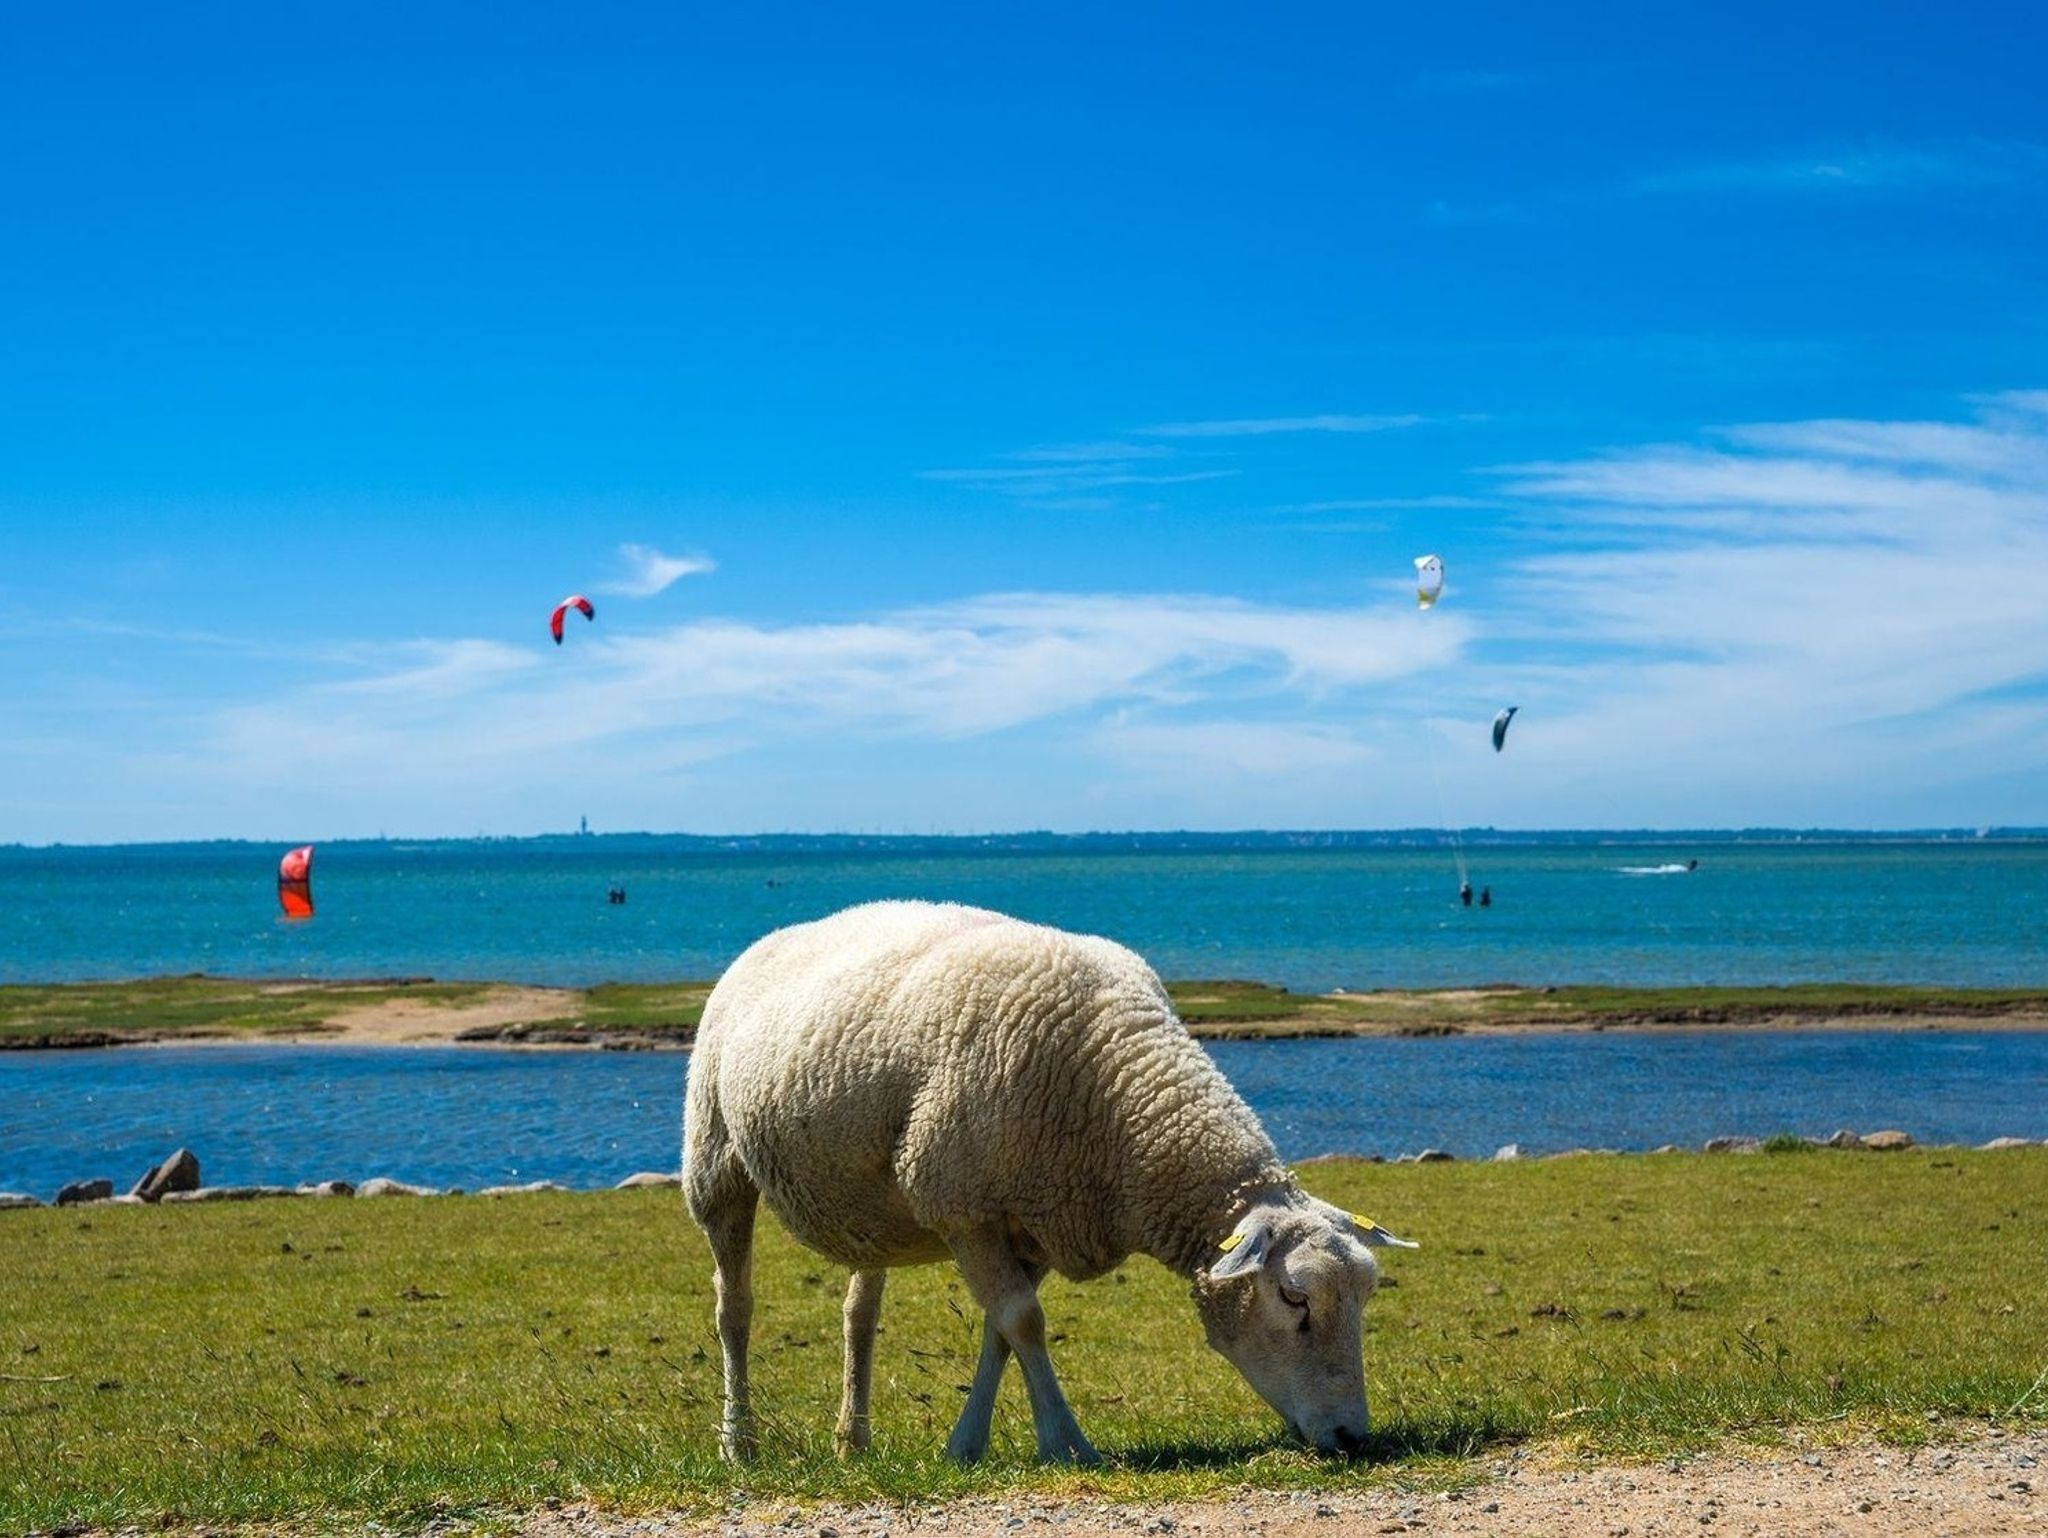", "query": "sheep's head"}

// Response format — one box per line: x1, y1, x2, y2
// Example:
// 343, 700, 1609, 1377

1191, 1197, 1413, 1455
